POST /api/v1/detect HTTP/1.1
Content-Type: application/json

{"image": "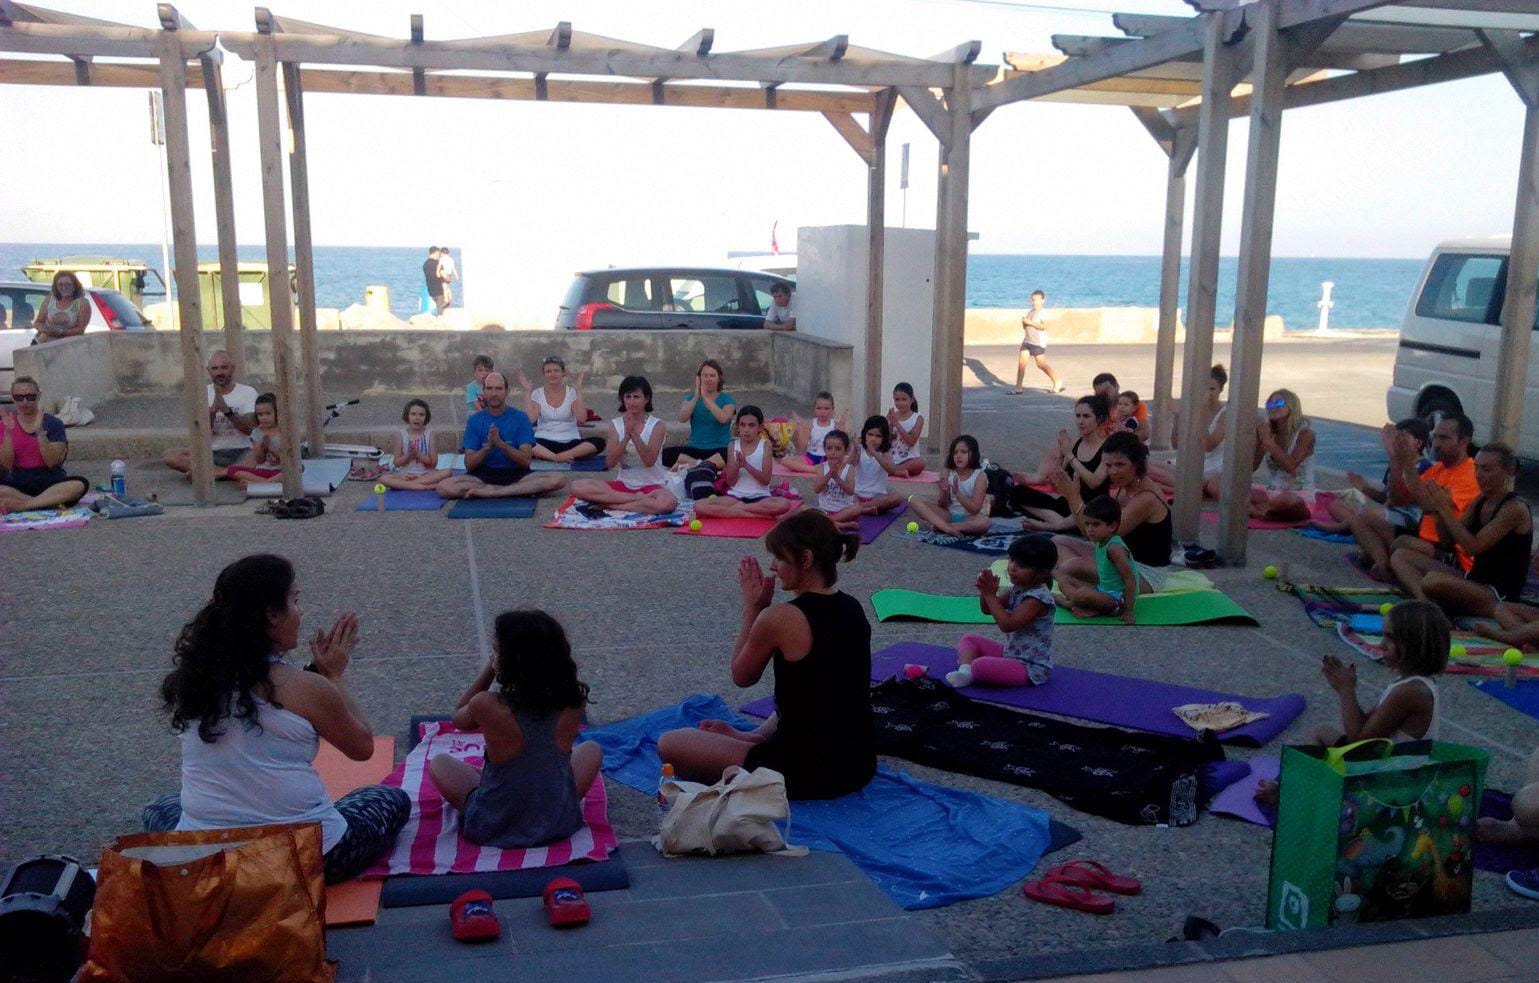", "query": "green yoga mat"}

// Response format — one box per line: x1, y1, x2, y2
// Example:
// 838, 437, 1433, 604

870, 588, 1257, 626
